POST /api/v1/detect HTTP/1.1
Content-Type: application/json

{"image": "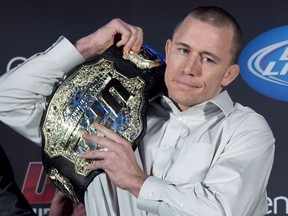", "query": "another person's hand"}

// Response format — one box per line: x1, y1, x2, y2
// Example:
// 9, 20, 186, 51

74, 18, 143, 60
79, 124, 148, 197
49, 191, 86, 216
